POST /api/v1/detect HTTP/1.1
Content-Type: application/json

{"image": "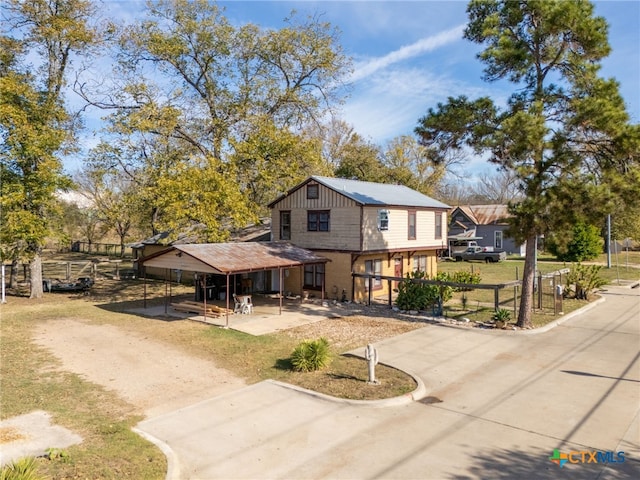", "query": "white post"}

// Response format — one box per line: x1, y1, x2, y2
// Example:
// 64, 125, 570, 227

1, 264, 6, 303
